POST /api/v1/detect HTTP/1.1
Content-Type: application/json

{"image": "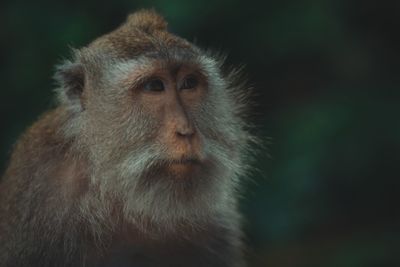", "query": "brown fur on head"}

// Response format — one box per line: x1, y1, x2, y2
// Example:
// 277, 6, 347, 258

125, 9, 168, 32
89, 9, 192, 59
53, 9, 253, 232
